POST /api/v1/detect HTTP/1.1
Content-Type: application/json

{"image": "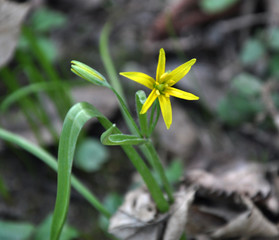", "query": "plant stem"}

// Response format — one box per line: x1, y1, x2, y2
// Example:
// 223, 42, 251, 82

144, 141, 174, 203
